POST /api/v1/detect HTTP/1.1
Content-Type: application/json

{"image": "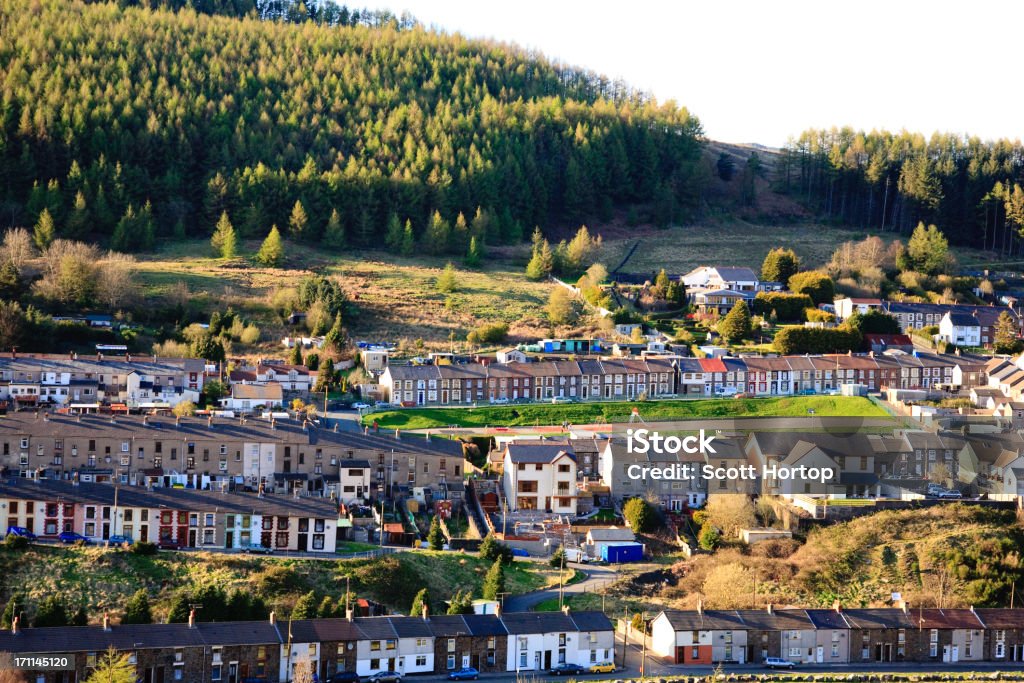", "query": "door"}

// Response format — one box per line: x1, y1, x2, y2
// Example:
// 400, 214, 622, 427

188, 529, 197, 547
417, 390, 424, 405
816, 646, 823, 663
942, 645, 951, 663
462, 655, 470, 668
228, 662, 238, 683
225, 531, 233, 548
298, 532, 308, 551
951, 646, 958, 663
544, 651, 552, 669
